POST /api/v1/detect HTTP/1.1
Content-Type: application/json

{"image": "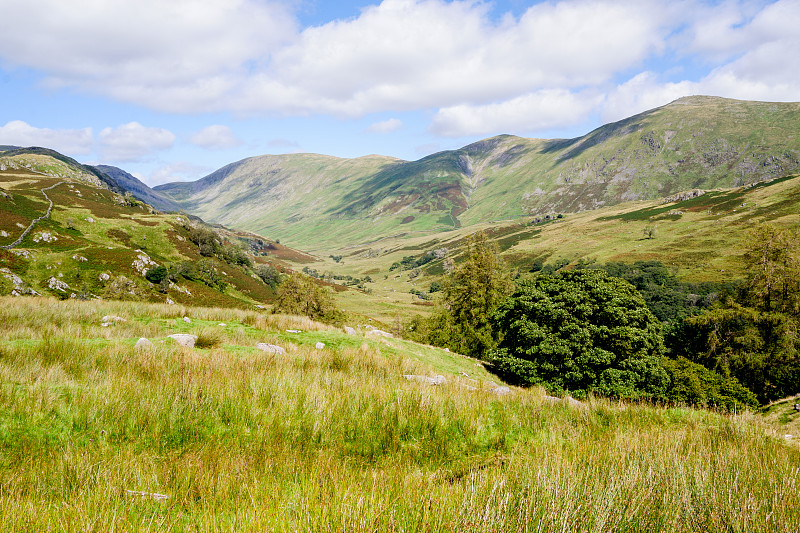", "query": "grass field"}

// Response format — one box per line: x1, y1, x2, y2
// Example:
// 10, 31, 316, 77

1, 297, 798, 532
